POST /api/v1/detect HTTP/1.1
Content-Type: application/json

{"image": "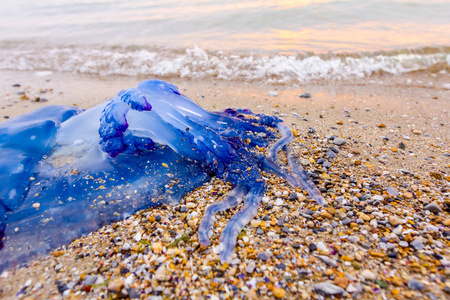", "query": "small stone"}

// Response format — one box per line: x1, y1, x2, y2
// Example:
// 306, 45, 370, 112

399, 241, 409, 248
333, 138, 346, 146
376, 279, 388, 289
348, 236, 359, 243
334, 276, 349, 289
55, 280, 68, 294
444, 219, 450, 226
272, 287, 286, 298
408, 278, 425, 290
318, 256, 338, 268
412, 129, 422, 135
352, 261, 361, 269
377, 124, 386, 128
152, 242, 162, 254
429, 172, 443, 180
257, 252, 270, 261
410, 238, 424, 250
108, 279, 123, 293
299, 92, 311, 98
389, 216, 400, 226
83, 275, 98, 286
342, 218, 352, 225
387, 187, 399, 197
424, 203, 443, 213
361, 270, 376, 281
154, 265, 167, 281
307, 221, 314, 228
122, 242, 131, 251
245, 261, 256, 274
267, 91, 278, 97
314, 282, 345, 295
320, 211, 333, 219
